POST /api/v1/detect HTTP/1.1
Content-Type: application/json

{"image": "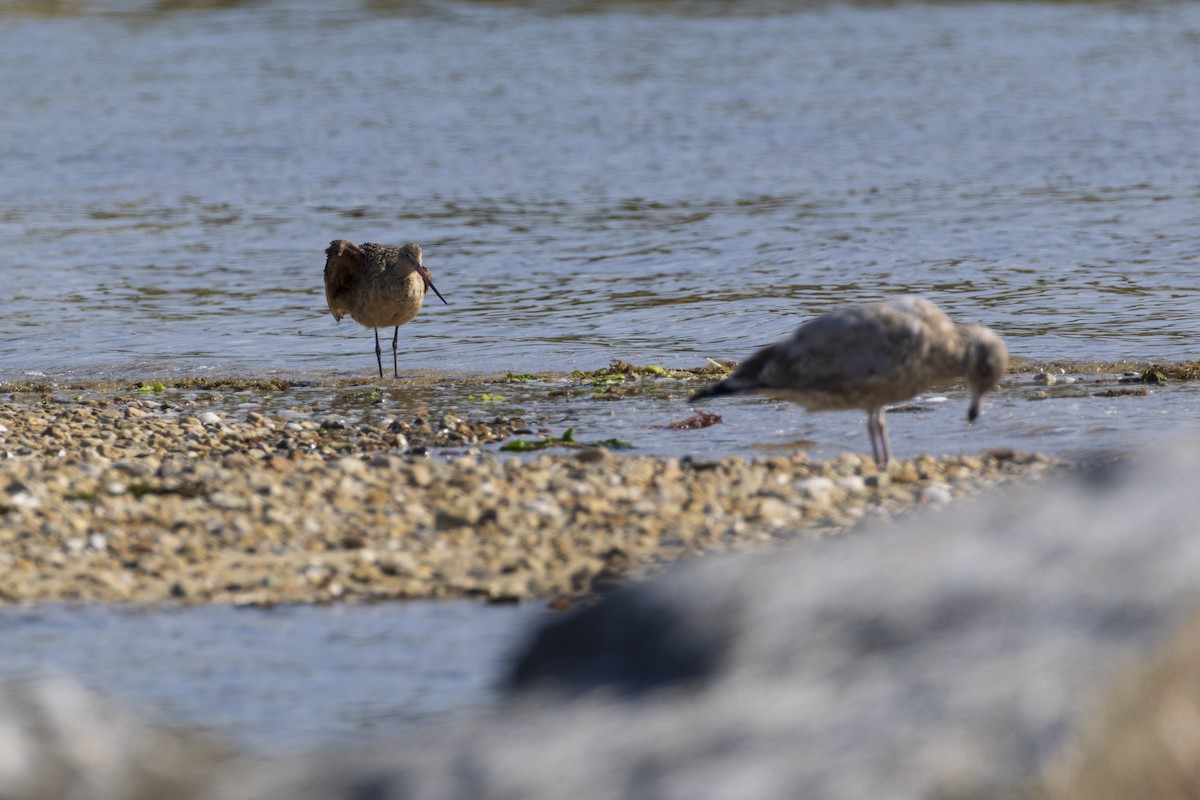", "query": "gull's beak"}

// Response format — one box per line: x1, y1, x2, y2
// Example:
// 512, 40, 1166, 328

967, 389, 983, 423
417, 264, 448, 305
